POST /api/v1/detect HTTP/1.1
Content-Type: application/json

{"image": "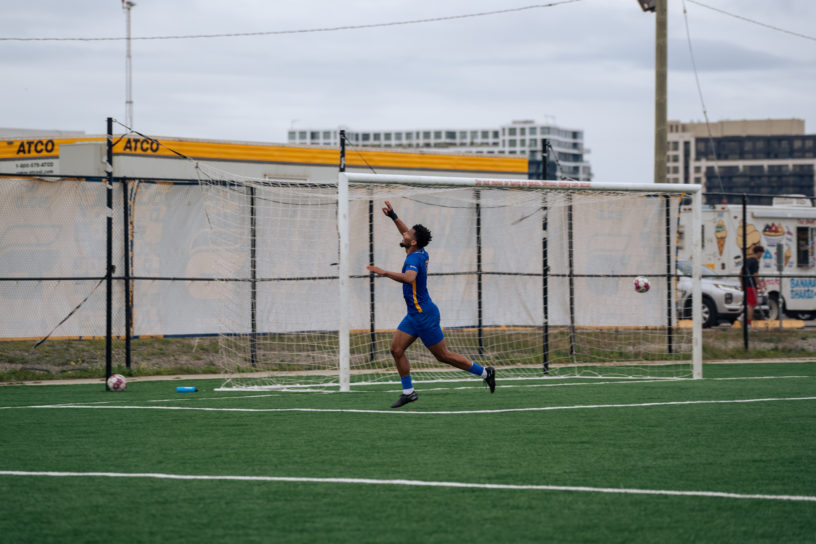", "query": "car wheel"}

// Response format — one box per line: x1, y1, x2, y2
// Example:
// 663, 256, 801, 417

766, 294, 781, 321
794, 312, 816, 321
701, 297, 718, 328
